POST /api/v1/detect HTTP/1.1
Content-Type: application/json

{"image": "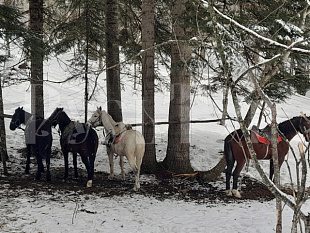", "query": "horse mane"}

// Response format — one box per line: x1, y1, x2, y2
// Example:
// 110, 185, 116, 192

58, 111, 71, 127
278, 116, 302, 135
49, 108, 71, 131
